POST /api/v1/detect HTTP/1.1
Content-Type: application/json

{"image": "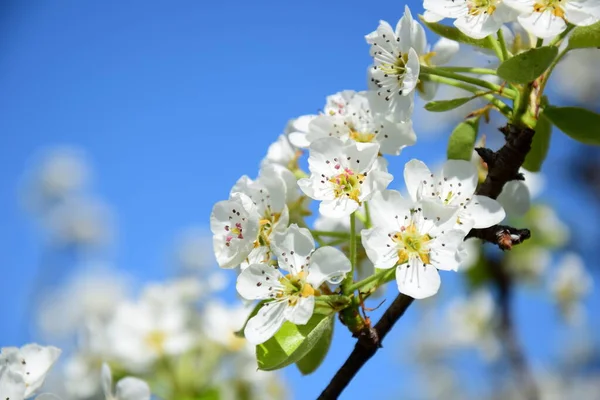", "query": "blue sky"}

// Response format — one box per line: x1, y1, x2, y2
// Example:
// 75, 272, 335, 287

1, 1, 599, 399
